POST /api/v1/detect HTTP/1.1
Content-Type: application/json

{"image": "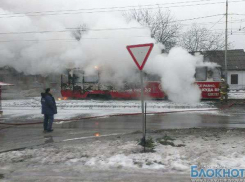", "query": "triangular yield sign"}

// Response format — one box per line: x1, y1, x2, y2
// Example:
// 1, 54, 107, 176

126, 43, 154, 70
